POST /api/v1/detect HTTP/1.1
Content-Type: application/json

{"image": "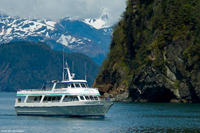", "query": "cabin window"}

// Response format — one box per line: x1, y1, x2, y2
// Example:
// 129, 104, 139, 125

43, 96, 47, 102
43, 96, 62, 102
63, 83, 69, 88
85, 96, 90, 100
89, 96, 94, 100
55, 83, 69, 89
52, 96, 61, 102
52, 97, 56, 101
81, 83, 86, 88
63, 96, 73, 102
47, 97, 51, 101
73, 96, 79, 101
55, 83, 61, 89
63, 96, 79, 102
27, 96, 42, 103
80, 96, 85, 100
45, 83, 54, 90
71, 83, 75, 88
34, 97, 38, 101
94, 96, 98, 100
85, 84, 88, 87
56, 96, 61, 101
17, 96, 26, 103
16, 96, 26, 103
75, 83, 80, 88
